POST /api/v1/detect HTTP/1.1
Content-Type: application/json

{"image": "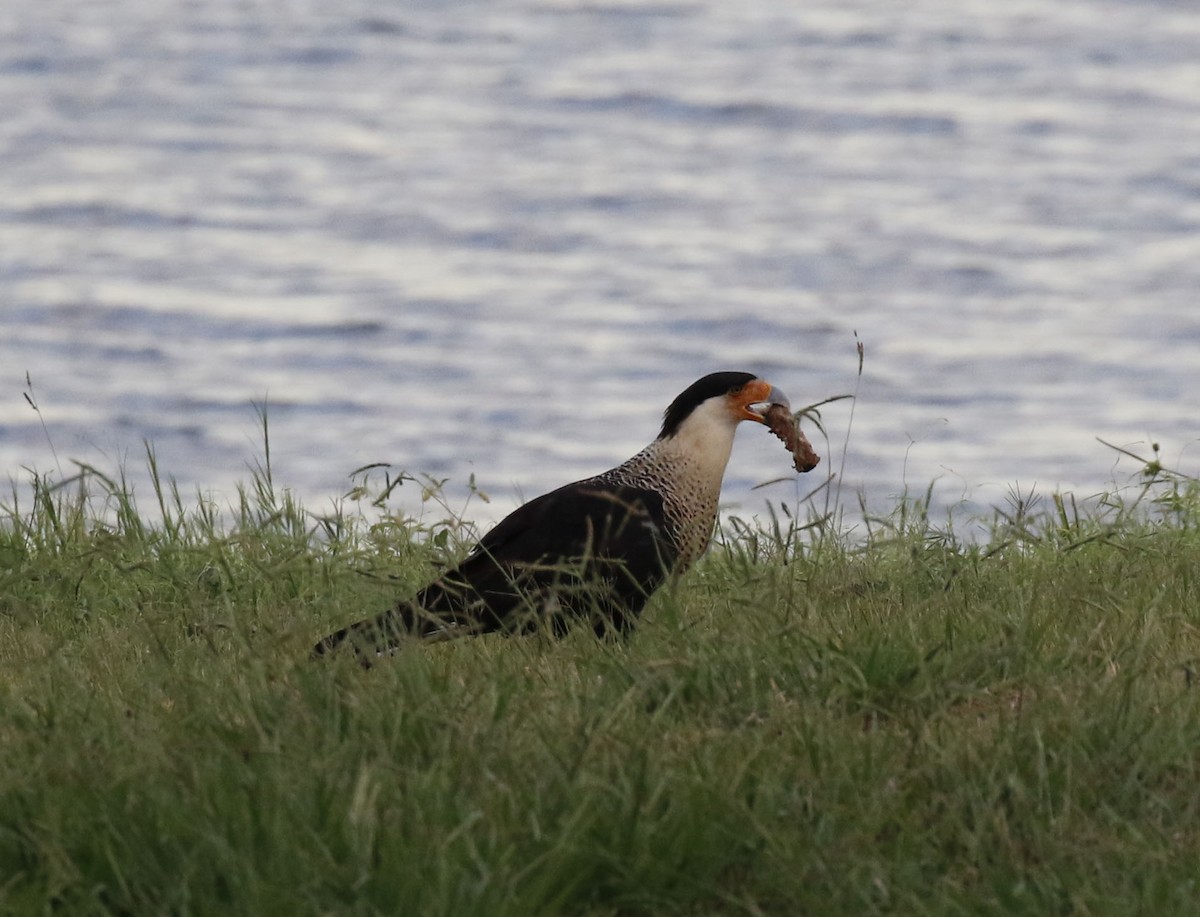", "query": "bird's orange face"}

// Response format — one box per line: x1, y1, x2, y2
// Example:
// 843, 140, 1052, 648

730, 378, 791, 424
